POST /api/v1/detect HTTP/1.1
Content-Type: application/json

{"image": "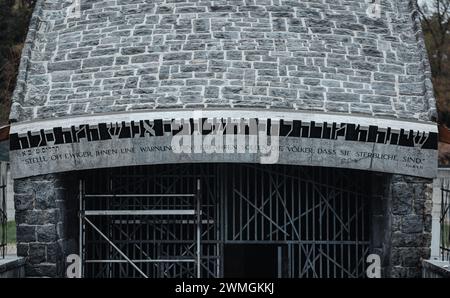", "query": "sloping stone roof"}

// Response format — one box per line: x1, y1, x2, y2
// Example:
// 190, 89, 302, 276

10, 0, 436, 123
